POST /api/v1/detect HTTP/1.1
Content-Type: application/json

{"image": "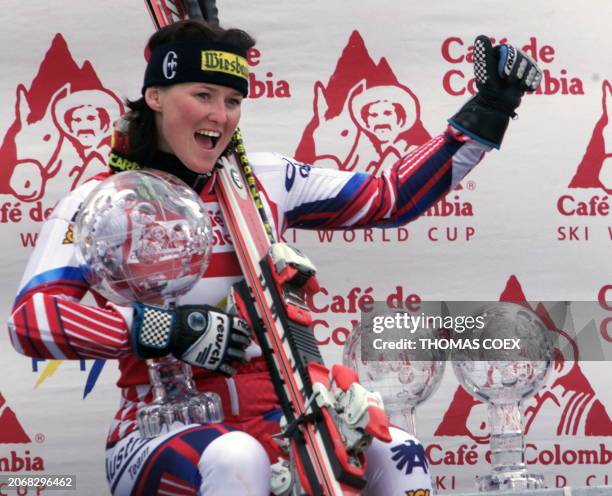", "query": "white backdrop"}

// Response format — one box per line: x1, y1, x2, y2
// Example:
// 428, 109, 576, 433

0, 1, 610, 494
